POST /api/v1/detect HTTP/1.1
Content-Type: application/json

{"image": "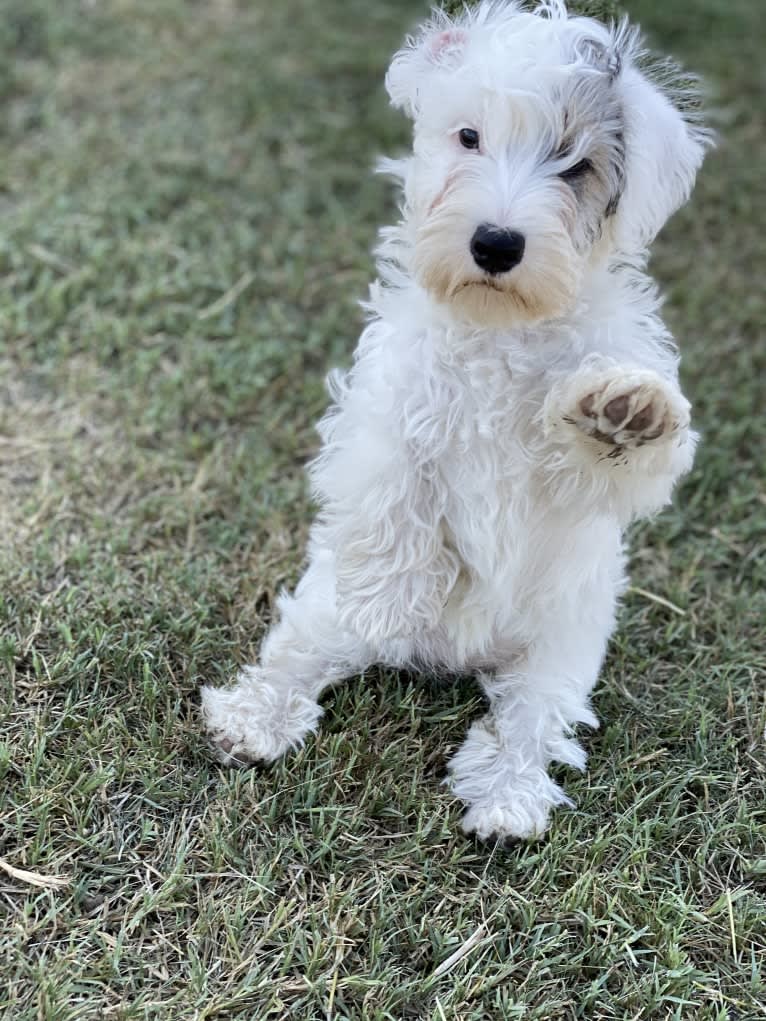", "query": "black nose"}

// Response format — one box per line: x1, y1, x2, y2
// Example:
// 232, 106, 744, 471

470, 224, 526, 275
